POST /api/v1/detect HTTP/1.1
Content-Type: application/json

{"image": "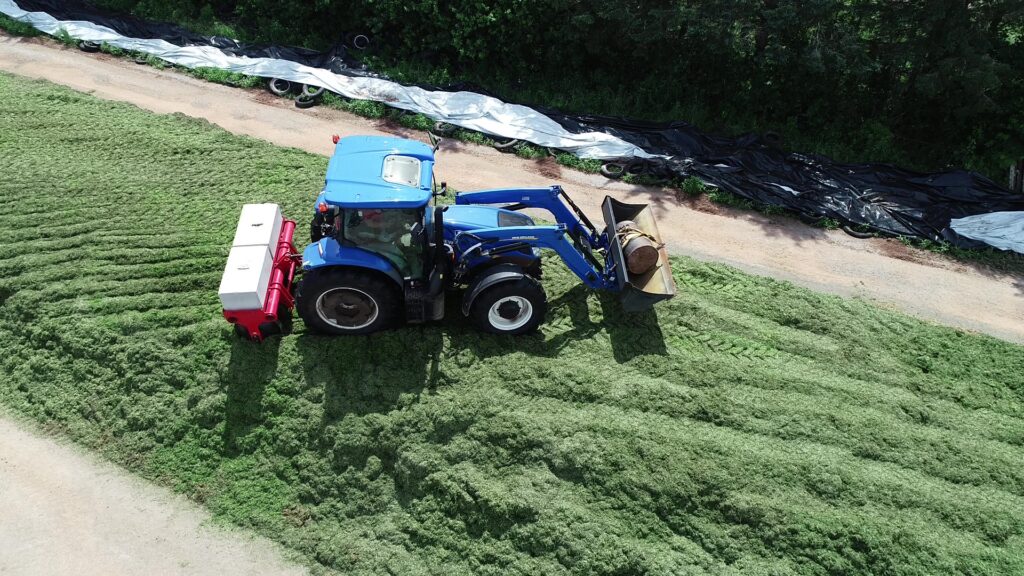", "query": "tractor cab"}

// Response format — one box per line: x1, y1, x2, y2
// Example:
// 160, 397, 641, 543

307, 136, 435, 279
